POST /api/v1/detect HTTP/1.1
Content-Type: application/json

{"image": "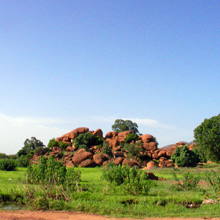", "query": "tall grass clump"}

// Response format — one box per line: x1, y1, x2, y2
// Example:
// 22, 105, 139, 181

102, 165, 154, 195
0, 159, 17, 171
171, 171, 201, 191
27, 156, 80, 189
24, 156, 81, 210
206, 170, 220, 199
